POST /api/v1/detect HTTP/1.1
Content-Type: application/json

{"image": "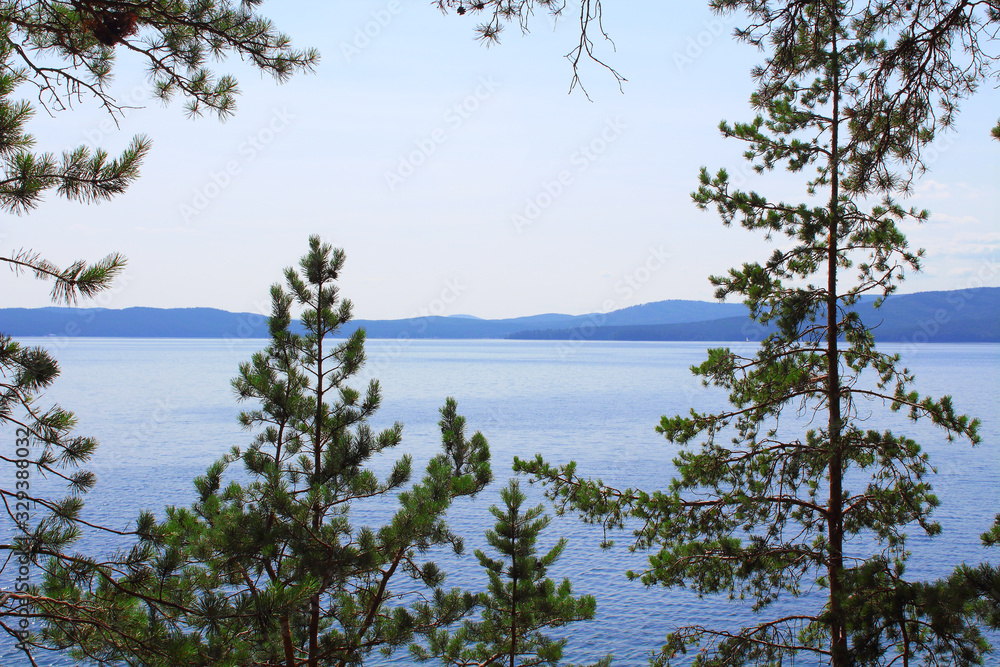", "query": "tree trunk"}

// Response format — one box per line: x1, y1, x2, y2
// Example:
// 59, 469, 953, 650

510, 562, 517, 667
826, 5, 847, 666
281, 614, 296, 667
309, 286, 326, 667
